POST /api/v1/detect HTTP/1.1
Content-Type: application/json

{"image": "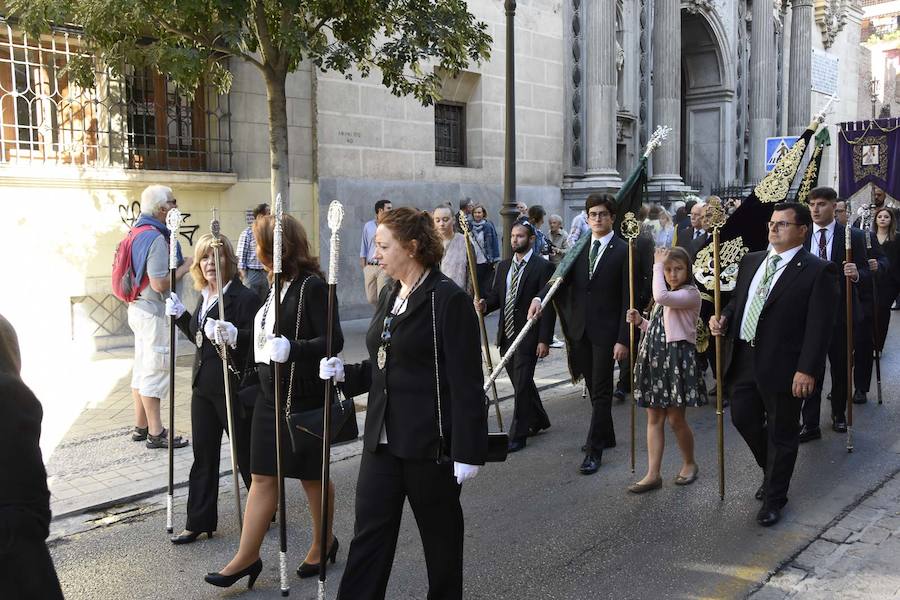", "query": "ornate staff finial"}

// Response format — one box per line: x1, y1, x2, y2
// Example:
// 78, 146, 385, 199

210, 208, 222, 246
457, 210, 471, 235
326, 201, 344, 285
273, 193, 283, 275
642, 125, 672, 159
621, 212, 641, 241
166, 207, 181, 270
707, 197, 726, 232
